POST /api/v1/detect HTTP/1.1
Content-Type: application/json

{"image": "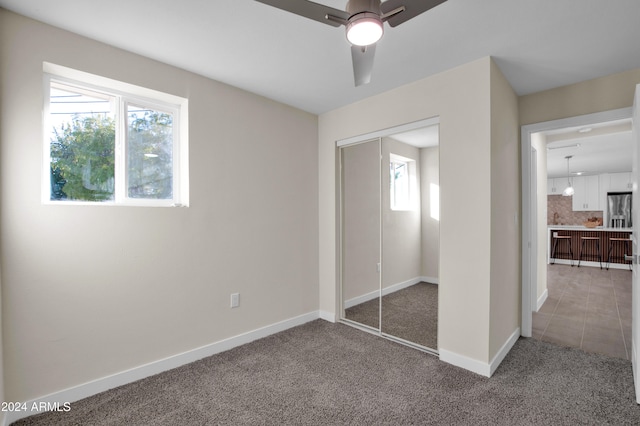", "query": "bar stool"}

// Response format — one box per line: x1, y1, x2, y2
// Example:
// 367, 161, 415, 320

551, 234, 573, 266
607, 237, 633, 270
578, 236, 602, 269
